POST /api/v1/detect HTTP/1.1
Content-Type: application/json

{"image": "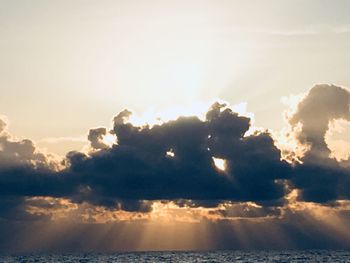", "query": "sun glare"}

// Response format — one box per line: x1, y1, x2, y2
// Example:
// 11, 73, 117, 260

166, 149, 175, 157
127, 102, 209, 127
212, 157, 227, 171
102, 134, 117, 147
124, 101, 254, 128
